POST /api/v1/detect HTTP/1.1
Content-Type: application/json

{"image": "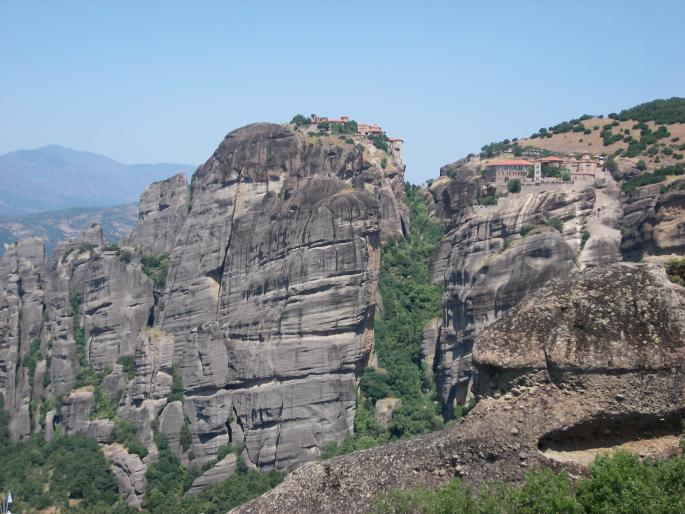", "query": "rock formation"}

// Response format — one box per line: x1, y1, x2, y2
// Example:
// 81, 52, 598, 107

0, 122, 407, 475
235, 263, 685, 513
122, 173, 190, 256
620, 176, 685, 260
425, 159, 623, 412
